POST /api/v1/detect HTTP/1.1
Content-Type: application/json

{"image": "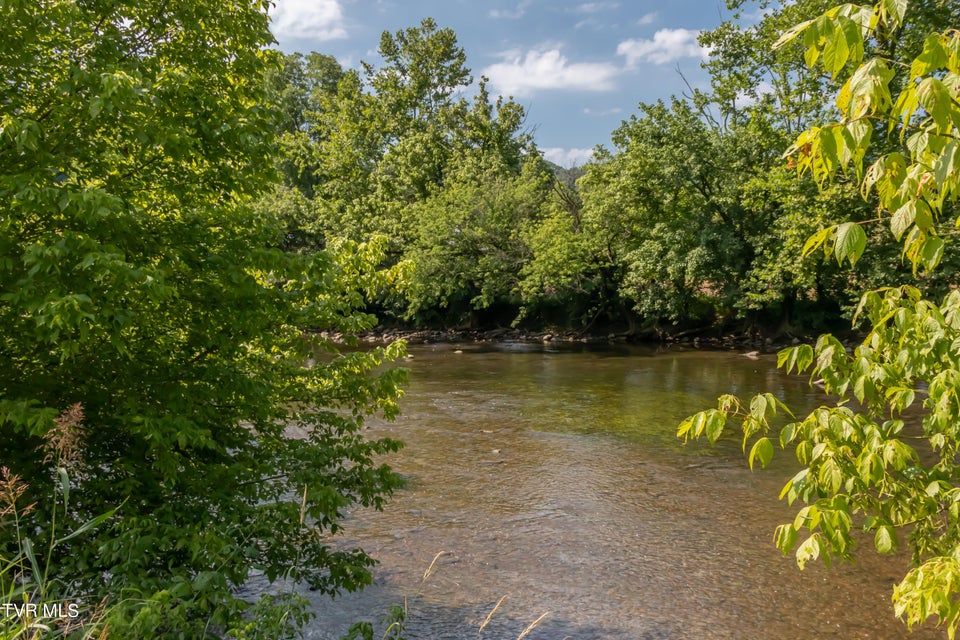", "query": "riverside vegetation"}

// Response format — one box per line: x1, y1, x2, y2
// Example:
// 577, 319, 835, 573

680, 0, 960, 636
2, 0, 960, 637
